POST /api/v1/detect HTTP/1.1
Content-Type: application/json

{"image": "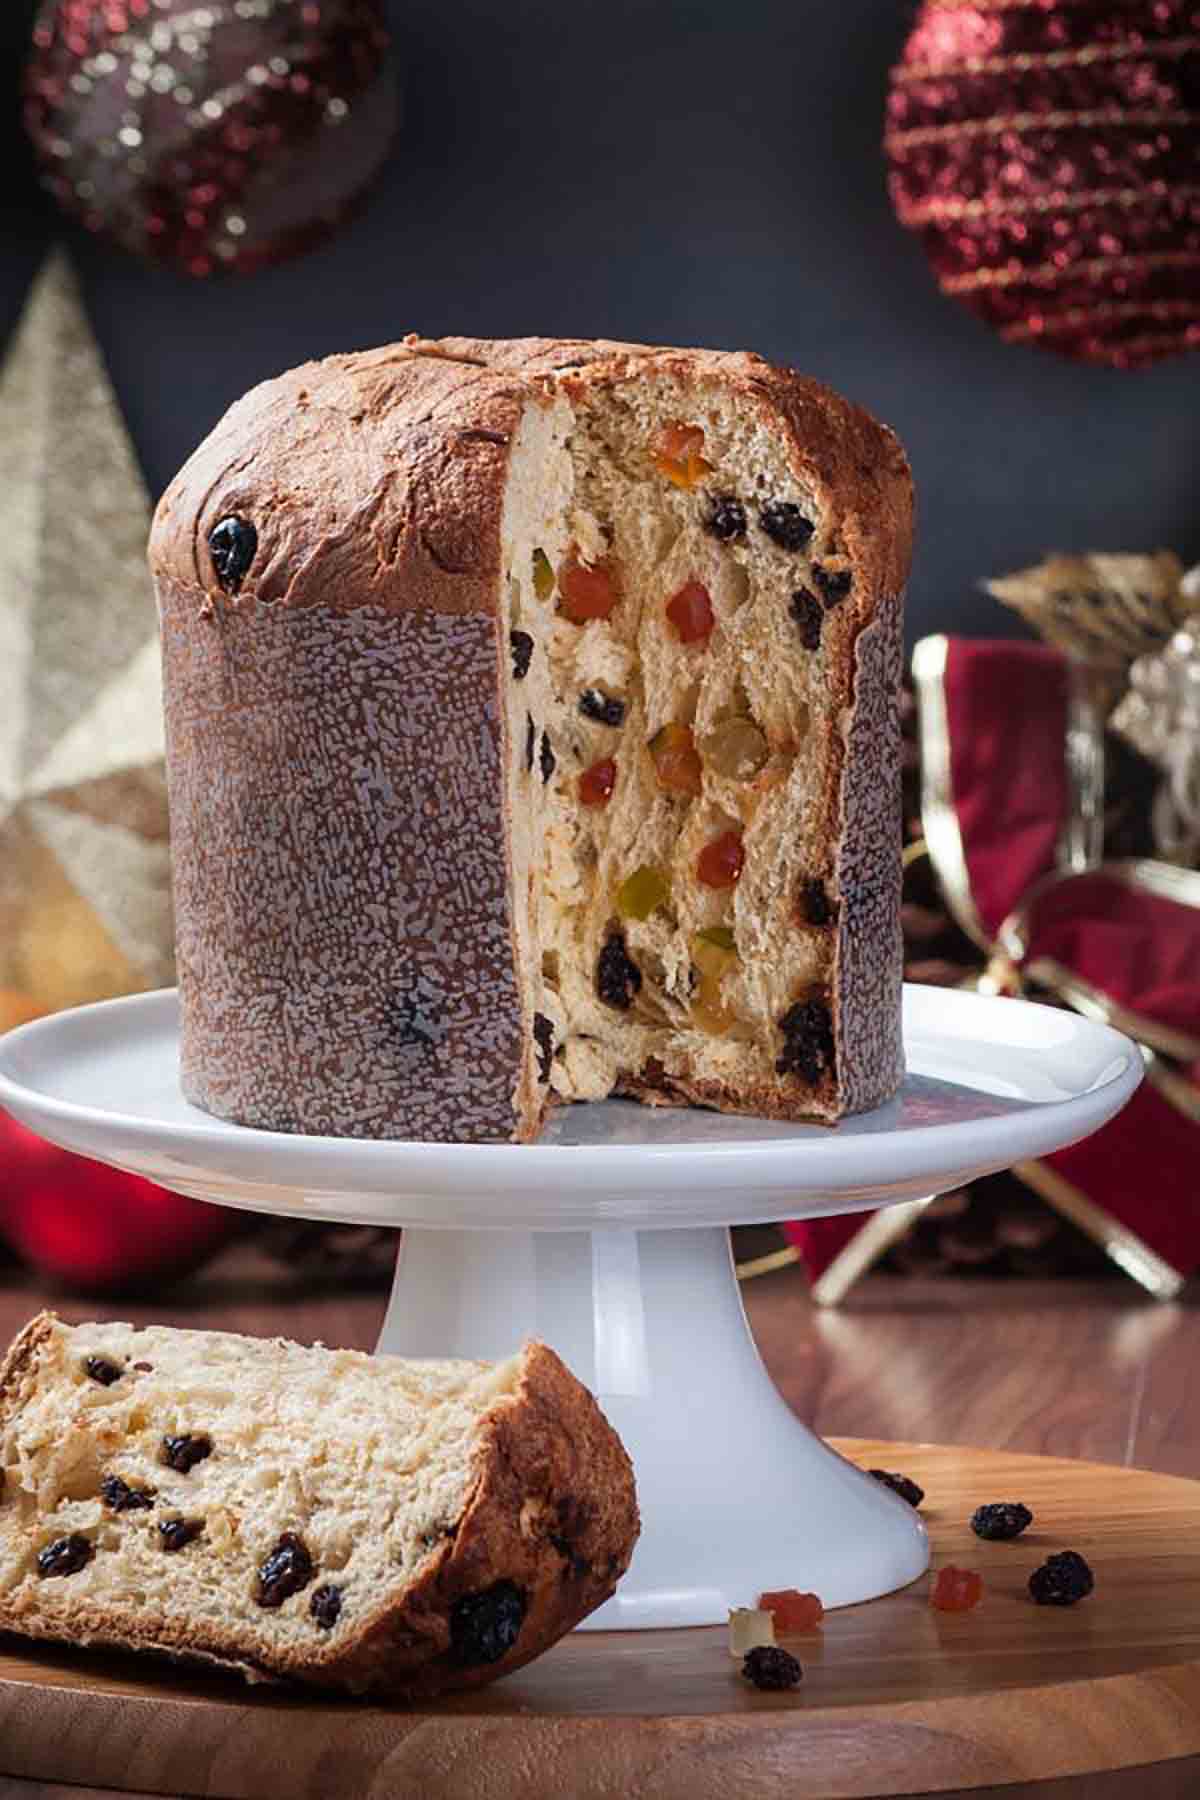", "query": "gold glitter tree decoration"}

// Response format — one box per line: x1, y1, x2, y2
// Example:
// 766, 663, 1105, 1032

1113, 572, 1200, 867
0, 252, 173, 1027
986, 550, 1193, 870
985, 552, 1191, 674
